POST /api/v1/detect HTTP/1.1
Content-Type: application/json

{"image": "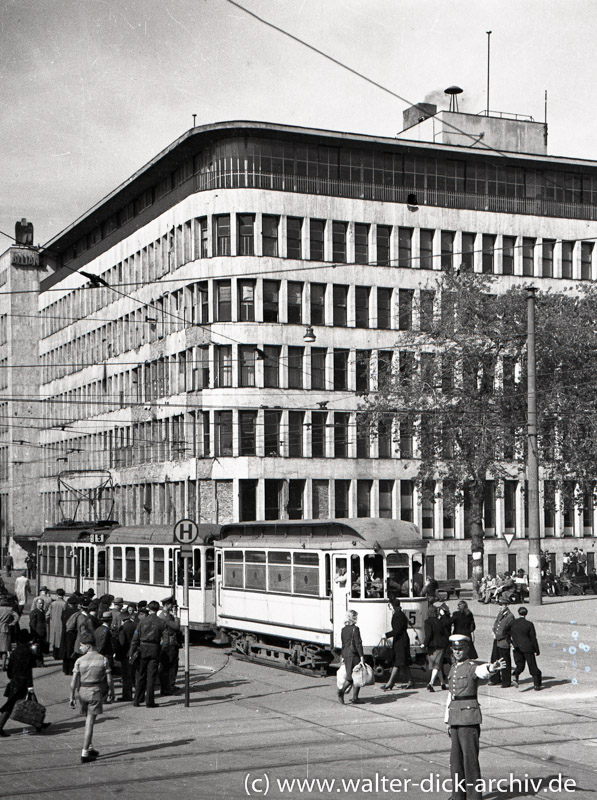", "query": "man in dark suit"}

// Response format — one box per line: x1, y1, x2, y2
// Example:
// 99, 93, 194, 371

510, 607, 542, 690
489, 600, 514, 687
